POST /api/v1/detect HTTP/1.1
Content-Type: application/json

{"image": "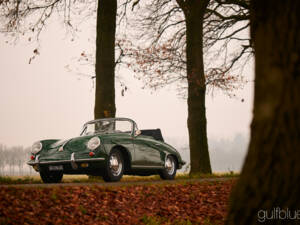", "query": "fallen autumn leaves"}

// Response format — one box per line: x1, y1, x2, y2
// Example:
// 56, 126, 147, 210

0, 179, 235, 225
